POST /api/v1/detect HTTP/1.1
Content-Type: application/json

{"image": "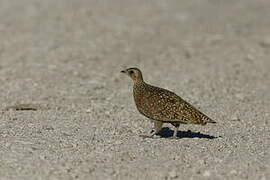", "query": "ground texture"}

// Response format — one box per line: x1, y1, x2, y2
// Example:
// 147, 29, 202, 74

0, 0, 270, 179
